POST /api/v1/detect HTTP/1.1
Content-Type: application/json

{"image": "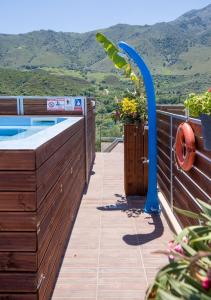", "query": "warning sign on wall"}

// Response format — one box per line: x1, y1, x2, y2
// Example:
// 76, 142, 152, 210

47, 97, 84, 112
47, 98, 65, 111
